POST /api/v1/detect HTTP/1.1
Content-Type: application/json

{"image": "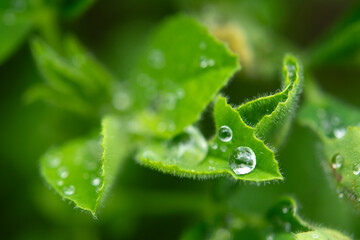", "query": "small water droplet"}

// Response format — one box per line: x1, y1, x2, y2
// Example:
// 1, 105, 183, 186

113, 91, 131, 111
57, 166, 69, 179
338, 192, 344, 198
148, 49, 165, 69
207, 59, 215, 66
57, 180, 64, 186
312, 233, 319, 239
92, 177, 101, 186
266, 235, 274, 240
353, 164, 360, 175
199, 56, 216, 68
63, 185, 75, 196
282, 207, 289, 214
47, 155, 61, 168
211, 143, 218, 150
334, 127, 346, 138
228, 147, 256, 175
331, 154, 343, 169
220, 146, 227, 152
200, 42, 206, 50
209, 166, 216, 171
3, 11, 16, 26
218, 125, 233, 142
